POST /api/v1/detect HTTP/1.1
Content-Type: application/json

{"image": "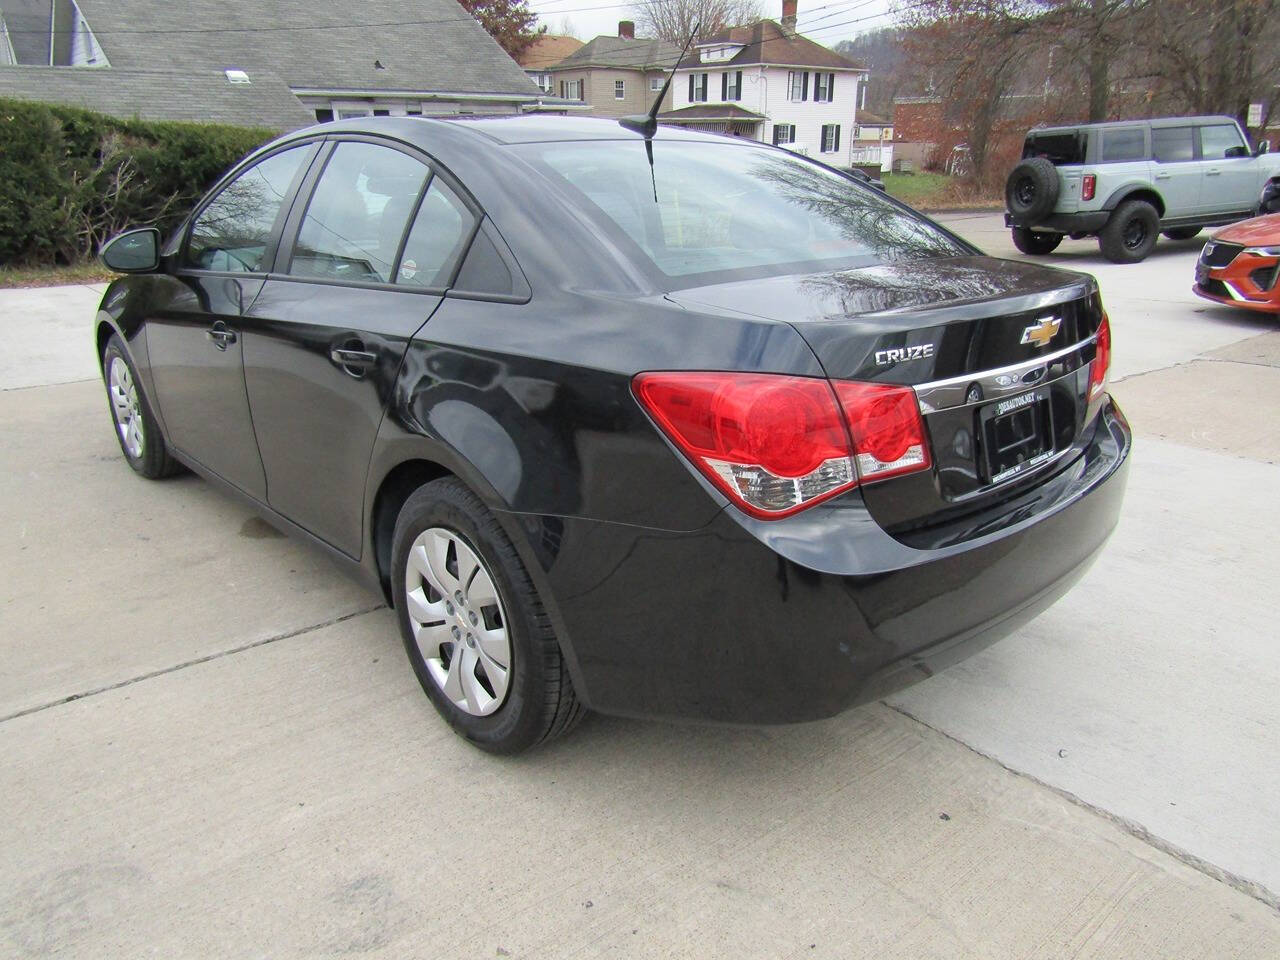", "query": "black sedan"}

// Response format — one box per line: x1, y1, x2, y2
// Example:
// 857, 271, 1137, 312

96, 116, 1130, 753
